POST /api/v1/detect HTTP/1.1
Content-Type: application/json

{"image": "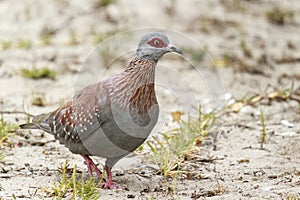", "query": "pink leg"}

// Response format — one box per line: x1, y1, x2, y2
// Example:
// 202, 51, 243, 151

101, 165, 124, 190
81, 155, 103, 178
81, 155, 124, 190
